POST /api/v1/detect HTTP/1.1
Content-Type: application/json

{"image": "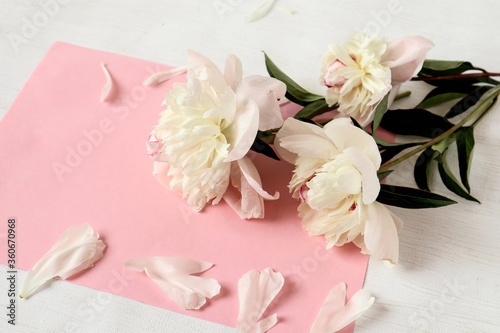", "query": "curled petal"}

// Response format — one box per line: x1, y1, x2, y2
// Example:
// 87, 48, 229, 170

237, 268, 284, 333
123, 257, 221, 310
244, 0, 277, 23
237, 156, 279, 201
100, 62, 112, 102
364, 202, 400, 265
323, 118, 381, 168
224, 99, 260, 162
20, 223, 105, 299
142, 66, 187, 86
310, 283, 375, 333
275, 118, 337, 164
224, 54, 243, 91
238, 75, 286, 131
382, 36, 434, 83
